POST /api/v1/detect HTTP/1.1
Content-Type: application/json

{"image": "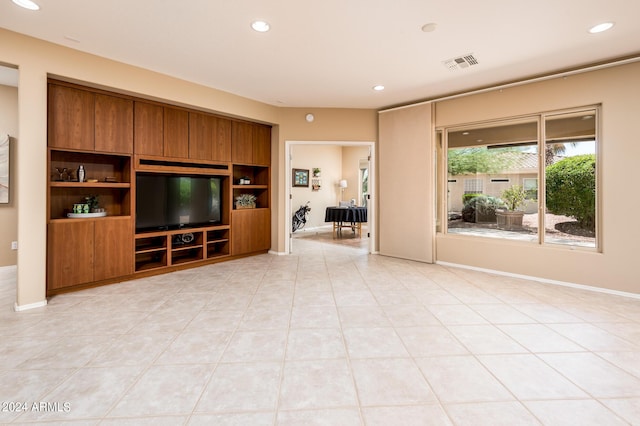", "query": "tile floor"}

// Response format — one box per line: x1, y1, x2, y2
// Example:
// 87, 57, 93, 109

1, 238, 639, 425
